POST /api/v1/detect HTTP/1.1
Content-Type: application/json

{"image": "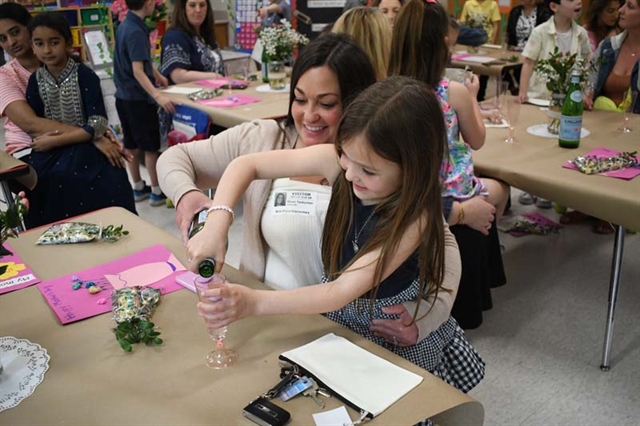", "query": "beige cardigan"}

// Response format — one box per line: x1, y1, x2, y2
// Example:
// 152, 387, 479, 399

158, 119, 462, 340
